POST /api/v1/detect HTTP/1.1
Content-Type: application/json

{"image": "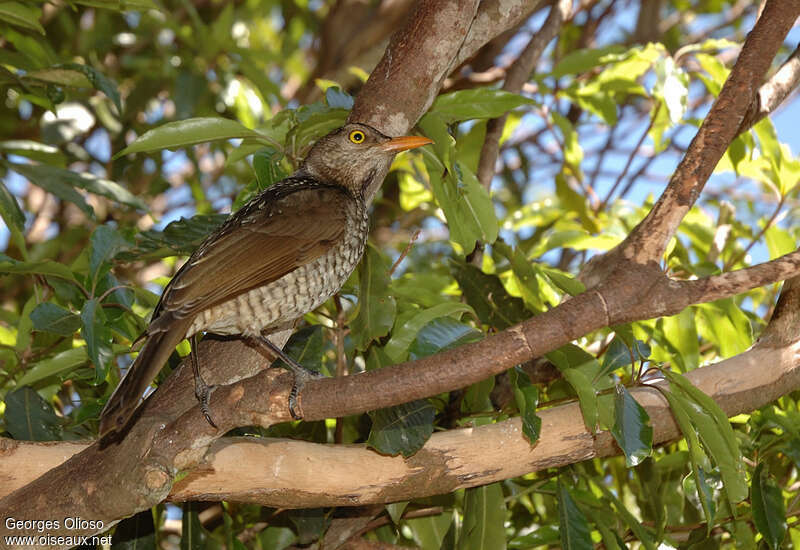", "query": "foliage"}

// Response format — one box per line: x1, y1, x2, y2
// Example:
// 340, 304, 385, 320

1, 0, 800, 547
